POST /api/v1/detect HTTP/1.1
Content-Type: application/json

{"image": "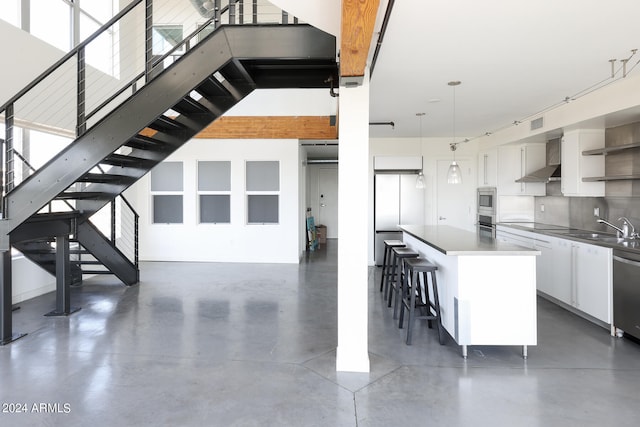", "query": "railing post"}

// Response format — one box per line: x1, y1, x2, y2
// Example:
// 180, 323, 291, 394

145, 0, 154, 81
134, 212, 139, 270
229, 1, 236, 25
239, 0, 244, 24
111, 199, 116, 244
282, 10, 288, 24
77, 47, 86, 136
214, 0, 221, 28
4, 104, 14, 194
252, 0, 257, 24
